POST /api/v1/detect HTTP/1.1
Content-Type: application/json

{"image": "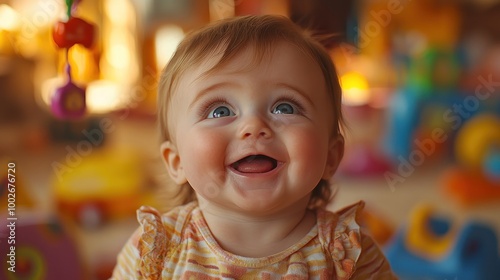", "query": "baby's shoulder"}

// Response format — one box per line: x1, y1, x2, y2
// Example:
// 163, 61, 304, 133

126, 202, 198, 278
316, 201, 365, 279
316, 200, 365, 238
136, 201, 198, 241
